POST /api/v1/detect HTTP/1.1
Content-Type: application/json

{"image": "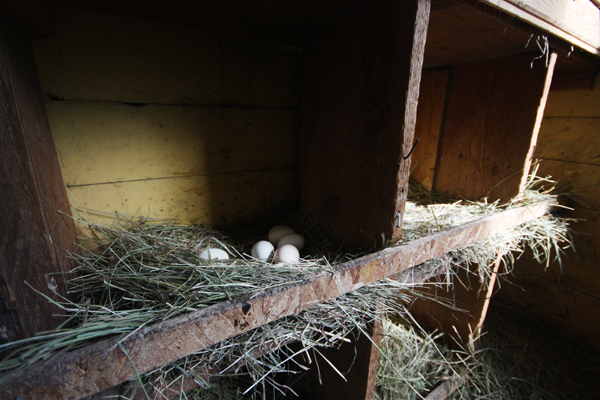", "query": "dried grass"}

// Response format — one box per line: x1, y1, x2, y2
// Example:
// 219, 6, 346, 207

0, 164, 572, 400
